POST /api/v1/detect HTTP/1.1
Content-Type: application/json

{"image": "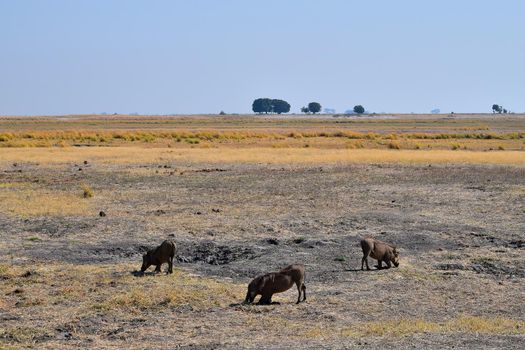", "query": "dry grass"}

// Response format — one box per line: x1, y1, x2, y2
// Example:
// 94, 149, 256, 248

0, 263, 244, 346
0, 263, 243, 312
337, 316, 525, 337
0, 184, 91, 217
1, 262, 523, 348
0, 147, 523, 166
0, 129, 523, 149
95, 269, 243, 311
81, 184, 94, 198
